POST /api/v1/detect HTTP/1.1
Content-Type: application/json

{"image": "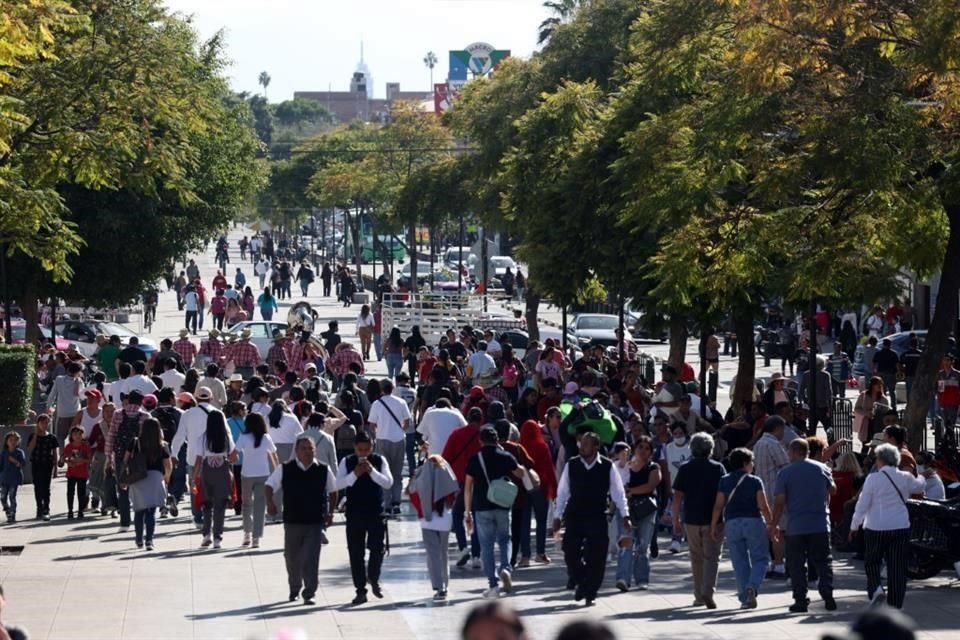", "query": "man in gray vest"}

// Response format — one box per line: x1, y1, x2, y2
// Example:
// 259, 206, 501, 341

266, 433, 337, 606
